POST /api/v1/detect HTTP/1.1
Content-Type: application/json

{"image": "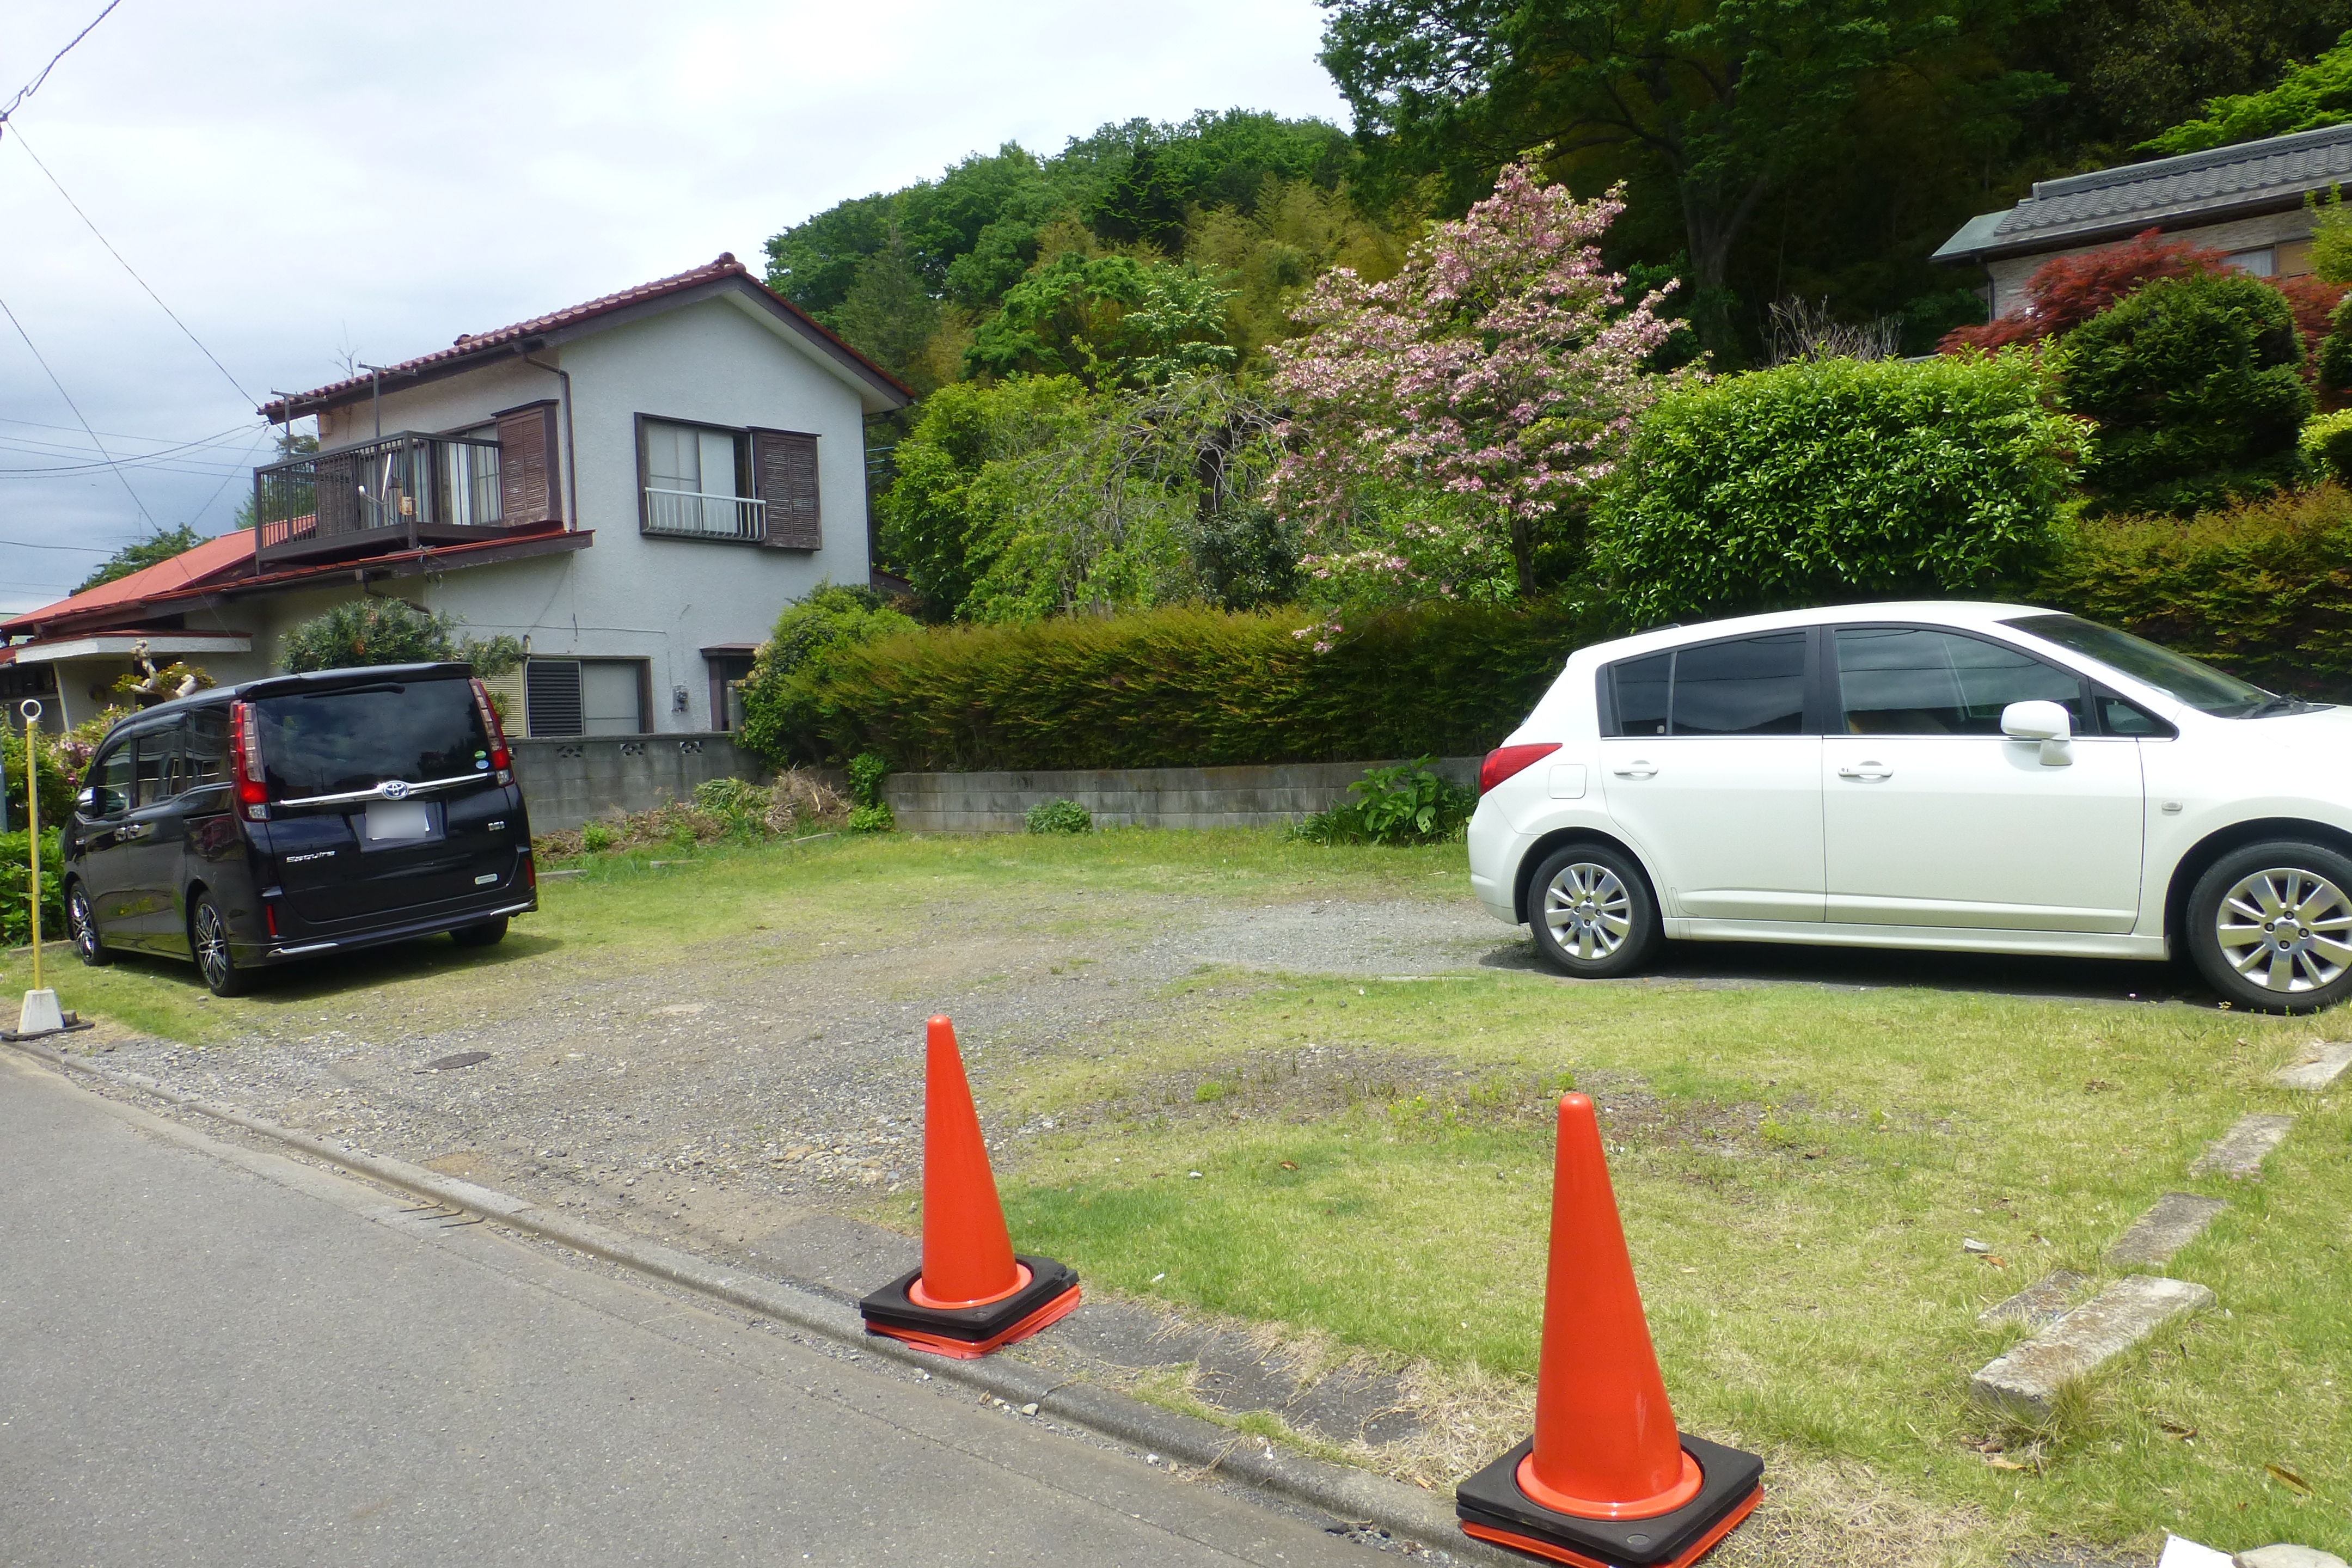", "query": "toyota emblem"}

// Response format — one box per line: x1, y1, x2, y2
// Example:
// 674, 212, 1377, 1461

381, 780, 411, 800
